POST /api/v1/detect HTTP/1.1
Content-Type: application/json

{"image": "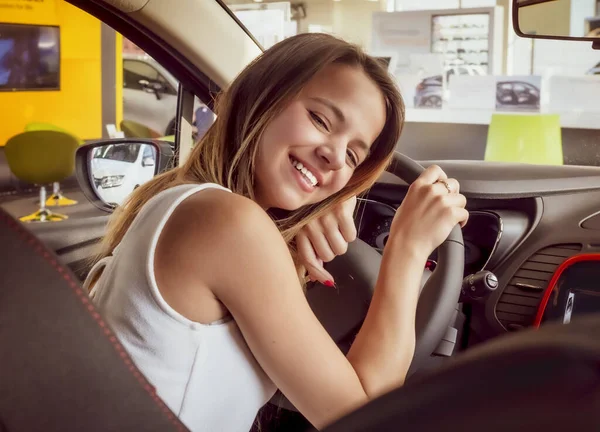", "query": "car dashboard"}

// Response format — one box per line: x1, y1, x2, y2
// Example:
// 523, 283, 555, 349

357, 160, 600, 348
358, 200, 508, 278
